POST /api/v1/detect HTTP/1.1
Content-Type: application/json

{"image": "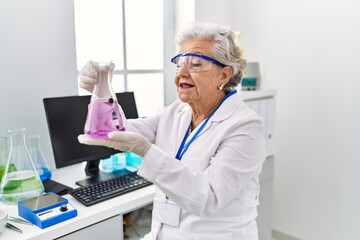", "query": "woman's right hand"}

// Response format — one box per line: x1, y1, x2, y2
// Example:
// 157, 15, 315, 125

79, 60, 98, 93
